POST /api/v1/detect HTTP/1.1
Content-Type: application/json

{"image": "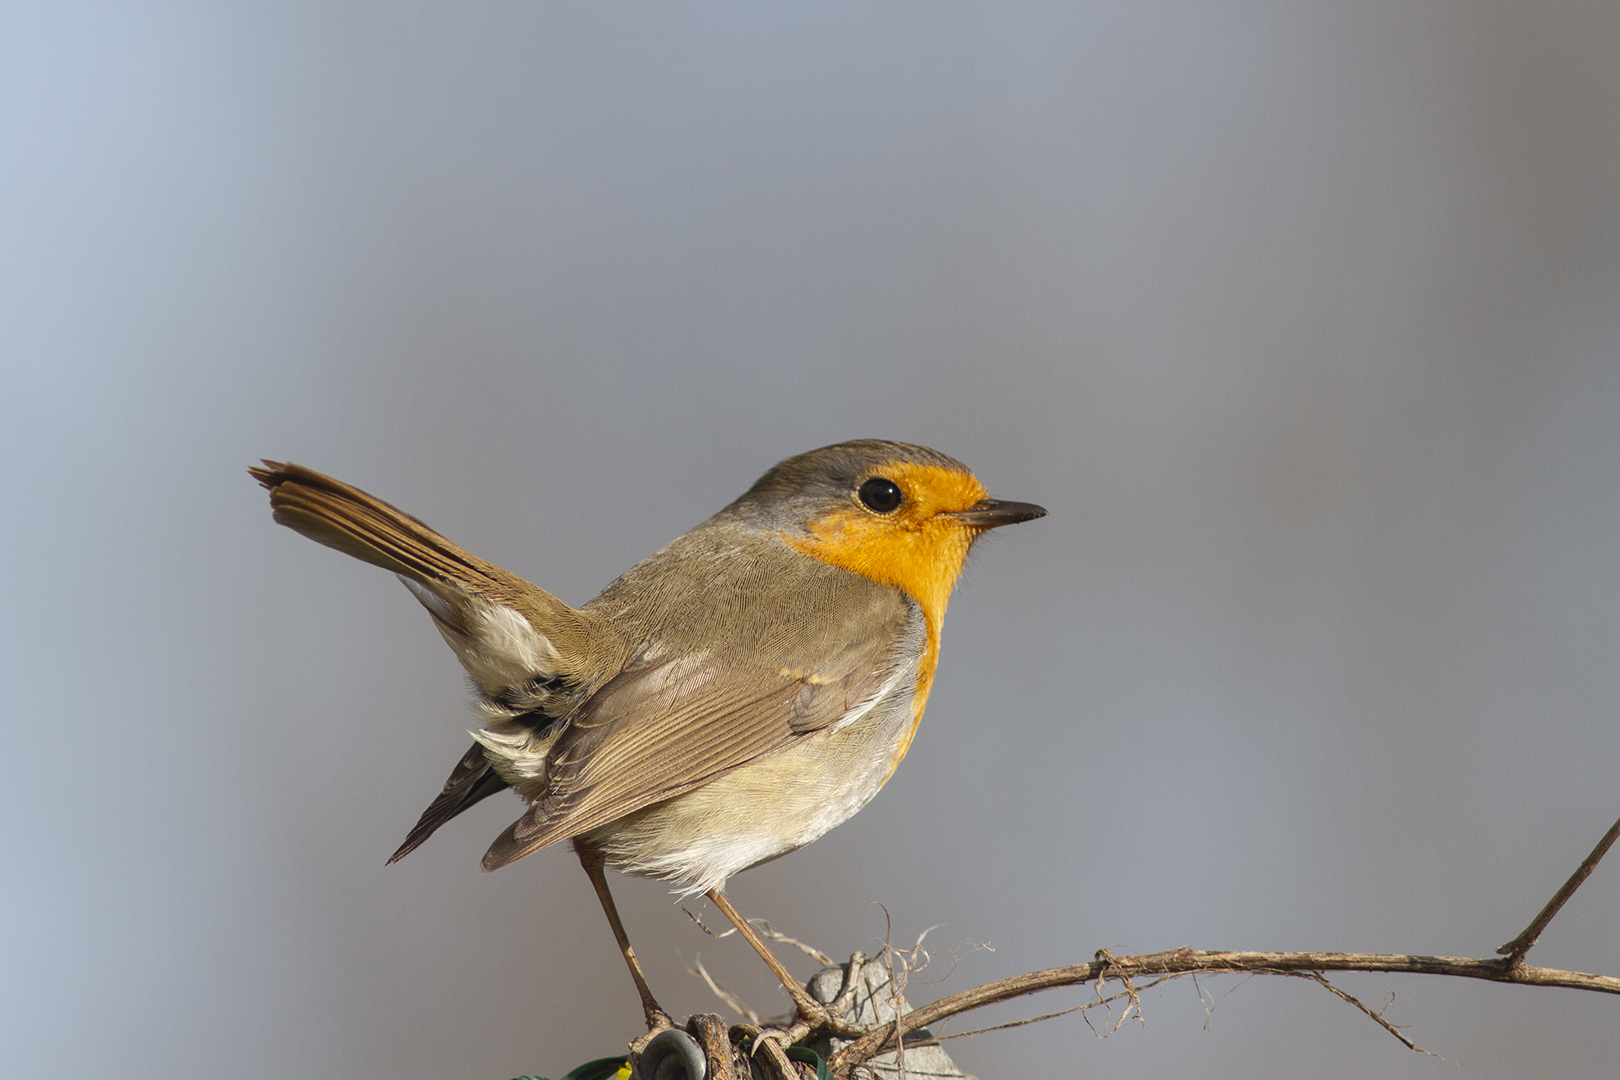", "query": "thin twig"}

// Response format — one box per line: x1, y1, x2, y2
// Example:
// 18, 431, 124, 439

930, 975, 1171, 1044
1191, 970, 1256, 1033
1292, 972, 1436, 1058
1094, 948, 1147, 1033
689, 958, 767, 1025
1498, 814, 1620, 962
876, 906, 905, 1079
748, 920, 835, 967
910, 939, 987, 988
684, 906, 738, 940
933, 999, 1104, 1041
